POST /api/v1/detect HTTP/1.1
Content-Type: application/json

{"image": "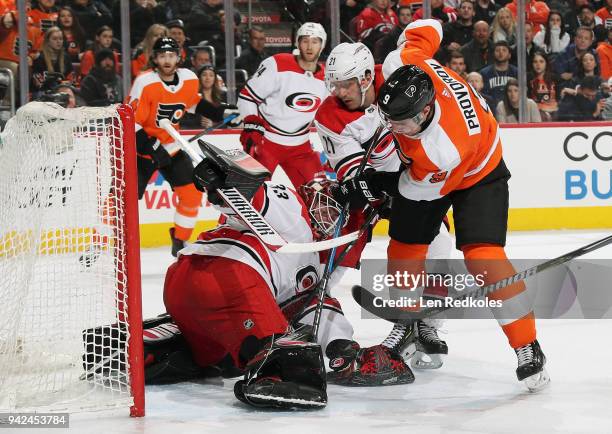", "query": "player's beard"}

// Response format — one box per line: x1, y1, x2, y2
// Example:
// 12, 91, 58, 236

158, 62, 178, 79
299, 50, 319, 64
